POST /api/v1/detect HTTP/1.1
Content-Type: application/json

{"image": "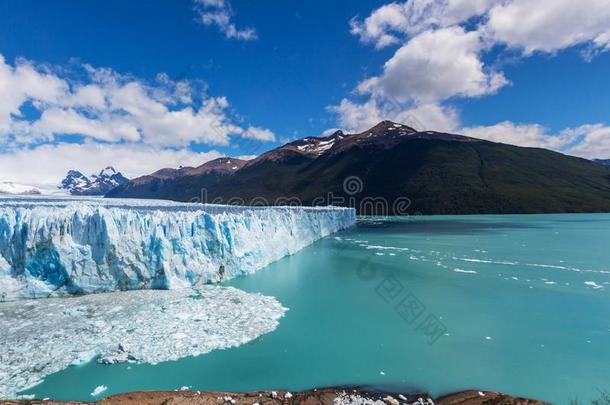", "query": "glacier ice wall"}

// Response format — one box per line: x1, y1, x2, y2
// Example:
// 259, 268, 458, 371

0, 196, 355, 301
0, 286, 287, 399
